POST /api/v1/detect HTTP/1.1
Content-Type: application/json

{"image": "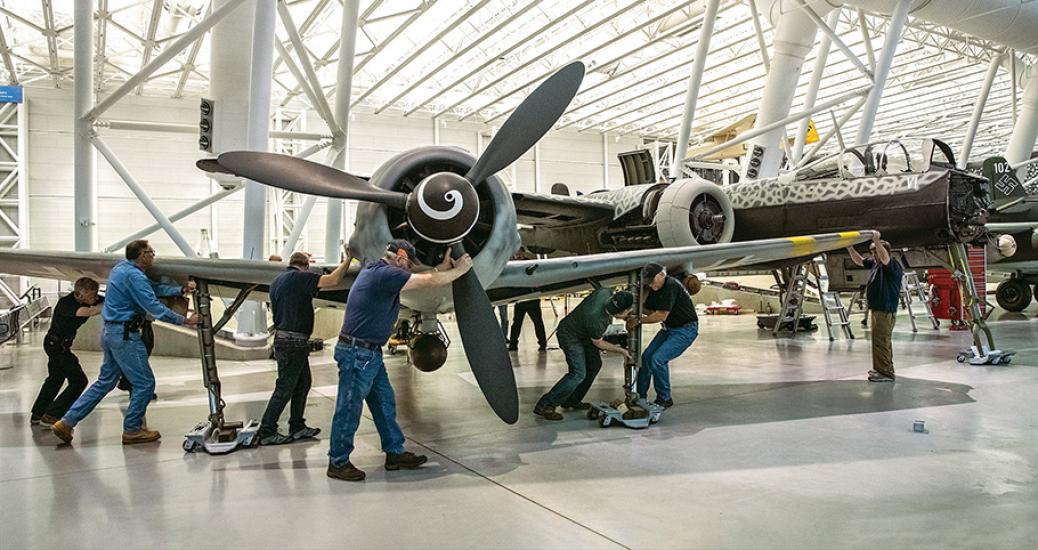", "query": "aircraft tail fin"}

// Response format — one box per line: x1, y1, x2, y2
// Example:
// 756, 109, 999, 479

983, 156, 1026, 203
